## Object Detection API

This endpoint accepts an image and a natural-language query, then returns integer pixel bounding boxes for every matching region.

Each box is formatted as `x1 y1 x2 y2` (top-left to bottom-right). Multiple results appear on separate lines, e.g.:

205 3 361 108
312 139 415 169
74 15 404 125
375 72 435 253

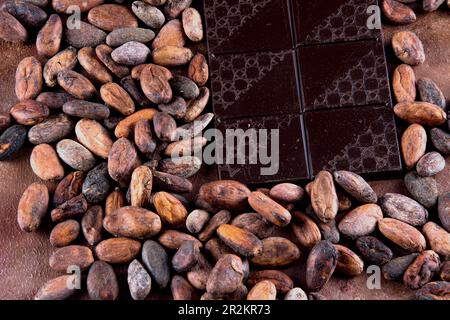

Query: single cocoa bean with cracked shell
382 253 419 281
378 218 426 252
115 108 157 138
291 211 321 249
104 206 161 239
36 92 74 110
34 276 77 300
186 209 210 234
152 45 193 67
422 222 450 257
10 100 49 126
172 240 200 273
15 56 42 101
82 162 111 203
49 220 80 247
141 64 173 104
392 64 416 103
81 205 103 245
0 11 27 43
356 236 393 266
333 170 377 203
401 124 427 169
100 83 135 116
96 45 130 78
78 47 112 84
170 75 200 100
142 240 170 288
403 250 440 289
247 270 293 294
417 78 446 109
87 4 138 32
153 191 187 229
382 0 416 24
251 237 300 267
423 0 446 12
196 180 250 213
87 261 119 301
158 229 202 250
56 139 96 172
51 194 88 222
75 119 113 159
152 19 185 49
17 182 49 232
188 53 209 86
187 252 211 290
306 241 338 292
269 183 304 204
105 188 125 217
380 193 428 226
415 281 450 300
49 245 94 271
36 14 62 58
338 204 383 239
392 31 425 65
65 21 107 49
111 41 150 66
164 0 192 19
404 172 438 208
216 224 263 258
232 212 278 240
0 125 26 160
248 191 291 227
3 0 47 27
28 114 74 145
153 170 193 194
158 156 202 178
171 275 198 300
63 100 110 120
182 7 203 42
128 259 151 300
430 128 450 155
43 47 77 87
198 210 231 242
206 254 243 296
416 152 445 177
106 27 155 47
395 102 446 126
53 171 84 207
131 1 165 29
30 144 64 181
57 70 97 100
183 87 210 123
438 193 450 232
334 244 364 277
95 237 141 264
52 0 104 13
129 166 152 208
310 171 338 223
247 280 276 301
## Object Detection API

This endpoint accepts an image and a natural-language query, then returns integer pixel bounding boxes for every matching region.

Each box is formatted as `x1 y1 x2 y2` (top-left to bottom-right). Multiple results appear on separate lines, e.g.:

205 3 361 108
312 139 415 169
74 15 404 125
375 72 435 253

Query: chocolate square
216 114 310 183
292 0 381 46
304 106 401 175
298 39 391 111
204 0 293 54
210 50 302 119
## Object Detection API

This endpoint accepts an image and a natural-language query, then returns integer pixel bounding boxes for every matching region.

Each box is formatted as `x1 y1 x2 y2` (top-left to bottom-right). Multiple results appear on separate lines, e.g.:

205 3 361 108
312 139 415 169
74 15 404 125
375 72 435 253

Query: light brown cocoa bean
392 31 425 65
401 124 427 169
152 19 185 49
78 47 112 84
17 182 49 232
334 244 364 277
395 102 447 126
216 224 263 258
152 45 193 67
158 229 202 250
248 191 291 227
291 211 321 249
15 56 42 101
251 237 300 267
81 205 103 245
49 245 94 271
43 47 77 87
379 218 427 252
50 220 80 247
100 82 135 116
34 276 77 300
183 87 210 122
57 70 97 100
95 238 141 264
247 270 293 294
75 119 113 159
188 53 209 86
392 64 416 103
36 14 62 57
95 44 130 78
87 4 138 32
182 7 203 42
0 11 27 43
115 108 157 138
30 144 64 181
338 204 383 239
382 0 416 24
108 138 141 187
422 222 450 258
380 193 429 226
10 100 49 126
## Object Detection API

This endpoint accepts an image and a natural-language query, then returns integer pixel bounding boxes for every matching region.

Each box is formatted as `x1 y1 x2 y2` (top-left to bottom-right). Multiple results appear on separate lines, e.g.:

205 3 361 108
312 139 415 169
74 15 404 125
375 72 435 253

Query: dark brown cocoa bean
164 0 192 19
438 193 450 232
36 92 74 109
0 11 27 43
207 254 243 296
334 245 364 277
356 236 393 266
140 64 173 104
107 26 155 46
187 253 211 290
49 245 94 271
403 250 440 289
15 56 42 101
105 188 125 217
196 180 250 213
417 78 446 109
430 128 450 155
95 238 141 264
87 261 119 300
36 14 62 58
129 166 153 207
171 275 198 300
82 163 111 203
306 241 338 291
291 211 322 249
158 229 202 250
198 210 231 242
170 76 199 100
153 170 193 194
379 218 427 252
28 114 74 145
127 259 151 300
232 212 277 240
108 138 141 187
172 240 200 272
134 119 156 156
57 70 97 100
0 125 27 161
49 220 80 247
159 97 187 120
415 281 450 300
158 156 201 178
17 182 49 232
81 205 103 245
142 240 170 288
63 100 110 120
53 171 84 207
333 170 377 203
3 0 47 27
251 237 300 267
51 194 88 222
10 100 49 126
382 254 419 281
120 76 151 107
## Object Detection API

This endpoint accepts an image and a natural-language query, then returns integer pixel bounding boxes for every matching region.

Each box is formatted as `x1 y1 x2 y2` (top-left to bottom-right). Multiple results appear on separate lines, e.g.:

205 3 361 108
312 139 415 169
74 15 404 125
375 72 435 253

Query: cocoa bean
404 250 440 289
378 218 427 252
96 44 130 78
395 102 446 126
49 245 94 271
430 128 450 155
196 180 250 213
132 1 165 29
153 170 193 194
382 0 416 24
10 100 49 126
141 64 173 104
51 194 88 222
338 204 383 239
34 276 77 300
206 254 243 296
423 0 446 12
248 191 291 227
356 236 393 265
416 152 446 177
187 252 211 290
153 191 187 228
95 238 141 264
422 222 450 257
291 211 321 249
100 82 135 116
115 108 157 138
380 193 428 226
17 182 49 232
152 45 193 67
159 97 187 119
0 125 27 160
142 240 170 288
78 47 112 84
53 171 84 207
49 220 80 247
171 275 198 300
111 41 150 66
182 7 203 42
183 88 210 122
0 11 27 43
63 100 110 120
415 281 450 300
404 172 438 208
52 0 104 13
197 210 231 242
128 259 151 300
105 188 125 217
36 14 62 57
30 144 64 181
58 70 97 100
417 78 446 109
285 288 308 300
164 0 191 19
382 254 419 281
106 27 155 47
334 244 364 277
401 123 427 169
333 170 377 203
247 280 276 300
88 4 137 31
188 53 209 87
216 224 263 258
164 137 206 158
170 75 199 100
269 183 304 203
76 119 113 159
158 229 202 250
121 76 151 107
3 0 47 27
154 19 185 50
306 241 338 291
247 270 293 294
129 166 152 207
87 261 119 300
438 193 450 232
186 209 209 234
15 56 42 101
36 92 74 109
81 205 103 245
392 31 425 65
392 64 416 103
440 261 450 281
174 112 214 140
28 114 74 144
82 162 111 203
232 212 277 240
310 171 338 223
172 240 200 272
43 47 77 87
65 21 106 49
56 139 96 172
251 237 300 267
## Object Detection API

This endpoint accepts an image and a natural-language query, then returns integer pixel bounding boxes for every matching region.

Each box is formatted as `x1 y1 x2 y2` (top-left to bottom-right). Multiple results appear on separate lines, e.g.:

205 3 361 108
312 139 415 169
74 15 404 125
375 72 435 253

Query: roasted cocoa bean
306 241 338 291
36 14 62 57
0 125 26 160
170 76 199 100
28 114 74 144
34 276 77 300
49 245 94 271
404 172 438 208
53 171 84 207
172 240 200 273
392 64 416 103
216 224 263 258
183 87 210 121
430 128 450 155
56 139 96 172
87 261 119 300
422 222 450 257
206 254 243 296
131 1 165 29
152 45 193 67
106 27 155 47
188 53 209 86
417 152 446 177
115 108 157 138
30 144 64 181
232 212 277 240
404 250 440 289
153 191 187 228
291 211 321 249
36 92 74 110
0 11 27 43
120 76 151 107
334 245 364 277
158 156 201 178
415 281 450 300
392 31 425 65
82 162 111 203
100 82 135 116
81 205 103 245
284 288 308 300
382 0 416 24
108 138 141 187
356 236 393 265
338 204 383 239
196 180 250 213
77 47 112 84
49 220 80 247
17 182 49 232
380 193 429 226
10 100 49 126
158 229 202 250
152 18 185 49
248 191 291 227
43 47 77 87
15 56 42 101
51 194 88 222
197 210 231 242
247 270 293 294
251 237 300 267
3 0 47 27
164 0 192 19
378 218 427 253
187 252 211 290
401 124 427 169
159 97 187 119
382 254 419 281
88 4 137 31
105 188 125 217
310 171 338 223
417 78 446 109
438 193 450 232
95 238 141 264
52 0 103 13
96 44 130 78
333 170 377 203
182 7 203 42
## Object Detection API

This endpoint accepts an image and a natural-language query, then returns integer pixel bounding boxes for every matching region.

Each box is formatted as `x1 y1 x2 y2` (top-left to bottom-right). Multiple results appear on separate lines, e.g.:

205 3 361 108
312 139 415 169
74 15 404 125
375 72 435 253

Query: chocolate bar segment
204 0 293 54
304 106 401 175
292 0 381 46
216 114 309 183
298 39 391 111
210 50 302 119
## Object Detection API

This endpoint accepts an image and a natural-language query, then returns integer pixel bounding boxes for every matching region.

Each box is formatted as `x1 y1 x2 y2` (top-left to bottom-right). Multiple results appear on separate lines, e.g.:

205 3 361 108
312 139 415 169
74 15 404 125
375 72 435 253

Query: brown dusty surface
0 9 449 300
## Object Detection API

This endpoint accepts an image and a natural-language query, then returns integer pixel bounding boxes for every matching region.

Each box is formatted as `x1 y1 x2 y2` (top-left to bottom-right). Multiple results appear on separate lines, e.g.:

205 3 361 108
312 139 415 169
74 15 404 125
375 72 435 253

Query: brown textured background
0 7 449 300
